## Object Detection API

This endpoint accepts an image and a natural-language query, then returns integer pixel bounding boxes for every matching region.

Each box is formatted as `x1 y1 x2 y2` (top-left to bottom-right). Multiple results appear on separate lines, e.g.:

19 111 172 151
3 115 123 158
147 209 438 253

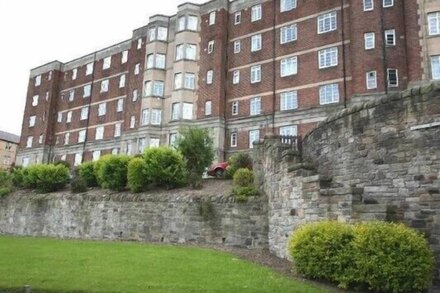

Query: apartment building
0 131 20 170
17 0 440 167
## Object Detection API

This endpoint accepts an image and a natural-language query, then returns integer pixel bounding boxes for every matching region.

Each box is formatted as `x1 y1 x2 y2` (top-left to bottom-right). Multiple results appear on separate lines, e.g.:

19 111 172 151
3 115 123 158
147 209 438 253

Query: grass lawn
0 236 328 293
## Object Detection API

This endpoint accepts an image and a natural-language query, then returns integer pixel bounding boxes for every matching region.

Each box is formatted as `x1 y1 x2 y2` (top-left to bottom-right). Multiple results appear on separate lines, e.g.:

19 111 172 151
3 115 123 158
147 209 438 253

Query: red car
207 162 228 178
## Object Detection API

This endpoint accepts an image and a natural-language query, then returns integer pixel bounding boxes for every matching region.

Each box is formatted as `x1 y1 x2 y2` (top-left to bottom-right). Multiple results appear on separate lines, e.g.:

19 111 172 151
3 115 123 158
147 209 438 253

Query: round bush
233 168 254 187
143 147 187 189
353 221 434 293
226 152 253 179
288 221 355 287
94 155 111 187
78 161 98 187
96 155 130 191
127 158 148 193
23 164 70 193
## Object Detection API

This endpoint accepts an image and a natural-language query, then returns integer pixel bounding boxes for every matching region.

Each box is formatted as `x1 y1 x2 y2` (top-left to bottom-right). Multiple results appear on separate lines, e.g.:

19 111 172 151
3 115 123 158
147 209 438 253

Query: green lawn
0 236 328 293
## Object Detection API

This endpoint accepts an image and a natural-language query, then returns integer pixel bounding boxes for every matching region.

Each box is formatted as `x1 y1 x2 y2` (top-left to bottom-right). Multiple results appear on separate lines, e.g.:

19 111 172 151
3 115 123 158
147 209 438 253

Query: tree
176 127 215 188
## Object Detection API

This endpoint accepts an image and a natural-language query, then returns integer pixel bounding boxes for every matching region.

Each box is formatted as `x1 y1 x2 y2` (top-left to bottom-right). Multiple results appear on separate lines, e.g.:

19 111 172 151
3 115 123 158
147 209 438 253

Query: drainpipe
271 0 277 133
379 3 388 95
81 52 97 163
341 0 348 108
223 0 230 160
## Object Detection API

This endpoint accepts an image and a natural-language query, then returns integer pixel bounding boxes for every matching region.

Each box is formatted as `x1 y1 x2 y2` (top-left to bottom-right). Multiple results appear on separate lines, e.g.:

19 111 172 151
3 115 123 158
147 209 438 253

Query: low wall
0 188 268 248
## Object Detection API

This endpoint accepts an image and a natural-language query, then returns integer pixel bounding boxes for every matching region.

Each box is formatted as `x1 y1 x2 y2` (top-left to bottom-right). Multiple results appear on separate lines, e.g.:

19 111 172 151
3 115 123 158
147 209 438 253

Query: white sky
0 0 206 136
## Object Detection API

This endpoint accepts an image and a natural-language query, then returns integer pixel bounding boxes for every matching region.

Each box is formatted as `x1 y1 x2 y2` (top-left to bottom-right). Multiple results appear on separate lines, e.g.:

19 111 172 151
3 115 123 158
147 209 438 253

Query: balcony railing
279 135 302 153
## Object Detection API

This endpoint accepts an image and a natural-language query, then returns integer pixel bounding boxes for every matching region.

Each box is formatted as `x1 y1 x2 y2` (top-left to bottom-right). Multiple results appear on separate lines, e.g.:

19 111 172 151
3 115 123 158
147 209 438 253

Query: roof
0 130 20 144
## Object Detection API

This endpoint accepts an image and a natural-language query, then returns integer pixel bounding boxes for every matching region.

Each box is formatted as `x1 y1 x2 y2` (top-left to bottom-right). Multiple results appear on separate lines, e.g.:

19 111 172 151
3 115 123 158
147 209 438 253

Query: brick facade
17 0 439 166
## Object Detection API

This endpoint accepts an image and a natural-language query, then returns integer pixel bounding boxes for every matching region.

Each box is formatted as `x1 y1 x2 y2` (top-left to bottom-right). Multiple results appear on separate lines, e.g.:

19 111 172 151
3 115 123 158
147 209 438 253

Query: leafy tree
176 127 215 188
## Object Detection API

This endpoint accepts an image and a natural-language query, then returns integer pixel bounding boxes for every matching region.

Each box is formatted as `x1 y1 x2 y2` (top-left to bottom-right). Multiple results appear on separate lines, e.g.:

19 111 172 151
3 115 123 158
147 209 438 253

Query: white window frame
230 132 237 147
251 34 262 52
178 16 186 31
233 70 240 84
132 89 138 102
26 136 33 148
148 27 156 41
209 11 216 25
32 95 39 106
206 70 213 84
232 101 239 115
98 103 107 116
78 130 86 143
184 73 195 90
234 40 241 54
387 69 399 87
366 71 378 89
68 90 75 102
92 151 101 162
187 15 198 31
205 101 212 116
29 116 36 127
130 116 136 129
174 73 183 90
86 63 94 75
319 47 338 69
80 107 89 120
234 12 241 25
35 75 41 86
280 91 298 111
116 99 124 112
428 12 440 36
114 123 121 137
64 133 70 145
279 125 297 137
74 153 82 166
280 56 298 77
57 112 63 123
319 84 340 105
182 103 193 120
172 103 180 120
137 38 142 50
250 65 261 83
383 0 394 8
250 97 261 116
363 0 374 11
158 27 168 41
72 68 77 80
100 80 109 93
281 0 297 12
83 84 91 98
251 5 262 22
119 74 126 88
249 130 260 148
280 24 297 44
103 56 111 70
121 50 128 63
364 32 375 50
95 126 104 140
431 55 440 80
317 11 337 34
384 29 396 46
134 63 140 75
151 109 162 125
66 111 72 123
208 40 215 54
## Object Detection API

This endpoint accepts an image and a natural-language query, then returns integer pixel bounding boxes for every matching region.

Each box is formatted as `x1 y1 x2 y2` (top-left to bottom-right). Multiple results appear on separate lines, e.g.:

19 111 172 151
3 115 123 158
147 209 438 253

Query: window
176 44 184 60
139 138 148 153
206 70 213 84
112 148 119 155
280 56 298 77
230 132 237 147
29 116 36 127
281 0 297 12
132 89 138 101
66 111 72 123
147 54 165 69
172 103 180 120
74 153 82 166
234 41 241 54
100 79 109 93
169 133 177 148
280 25 297 44
234 12 241 25
151 109 162 125
153 81 164 97
38 135 43 144
251 65 261 83
251 5 262 22
78 130 86 143
184 73 195 89
431 55 440 80
83 84 91 97
150 138 160 148
119 74 126 88
232 101 239 115
250 97 261 115
72 68 77 80
280 91 298 111
383 0 394 8
92 151 101 162
318 11 337 34
187 15 198 31
182 103 193 120
117 99 124 112
103 56 111 69
98 103 106 116
363 0 373 11
209 11 216 25
114 123 121 137
319 47 338 69
130 116 136 128
364 32 375 50
134 63 140 75
141 109 149 125
208 40 214 54
366 71 377 89
178 16 186 31
186 44 197 60
57 112 63 123
249 130 259 148
205 101 212 116
233 70 240 84
95 126 104 140
279 125 297 137
45 91 49 101
26 136 33 148
137 38 142 49
64 133 69 145
86 63 94 75
428 12 440 35
121 50 128 63
35 75 41 86
251 34 262 52
158 27 168 41
22 157 30 167
68 90 75 102
126 142 133 155
174 73 183 89
387 69 398 87
81 107 89 120
384 29 396 46
32 95 39 106
319 84 340 104
148 27 156 41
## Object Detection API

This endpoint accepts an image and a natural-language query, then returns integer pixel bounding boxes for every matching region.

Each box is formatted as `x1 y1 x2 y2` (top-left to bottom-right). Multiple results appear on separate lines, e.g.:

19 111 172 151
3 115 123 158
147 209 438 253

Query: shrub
0 170 11 187
232 168 258 202
54 160 71 170
353 221 434 293
23 164 70 193
226 152 253 179
10 167 24 188
288 221 356 288
70 176 87 193
78 161 98 187
143 147 187 189
176 127 215 188
127 158 148 193
96 155 130 191
0 187 11 197
288 221 435 292
94 155 111 187
233 186 259 202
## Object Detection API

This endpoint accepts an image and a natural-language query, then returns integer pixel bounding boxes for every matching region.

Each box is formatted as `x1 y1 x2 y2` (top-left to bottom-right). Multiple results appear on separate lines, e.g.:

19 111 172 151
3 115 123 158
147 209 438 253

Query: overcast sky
0 0 206 136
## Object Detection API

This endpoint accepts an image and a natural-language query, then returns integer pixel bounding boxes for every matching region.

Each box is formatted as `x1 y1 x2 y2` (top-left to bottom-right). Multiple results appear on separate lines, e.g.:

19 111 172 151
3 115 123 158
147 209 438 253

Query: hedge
289 221 435 292
22 164 70 193
78 161 98 187
127 158 148 193
96 155 130 191
232 168 258 202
